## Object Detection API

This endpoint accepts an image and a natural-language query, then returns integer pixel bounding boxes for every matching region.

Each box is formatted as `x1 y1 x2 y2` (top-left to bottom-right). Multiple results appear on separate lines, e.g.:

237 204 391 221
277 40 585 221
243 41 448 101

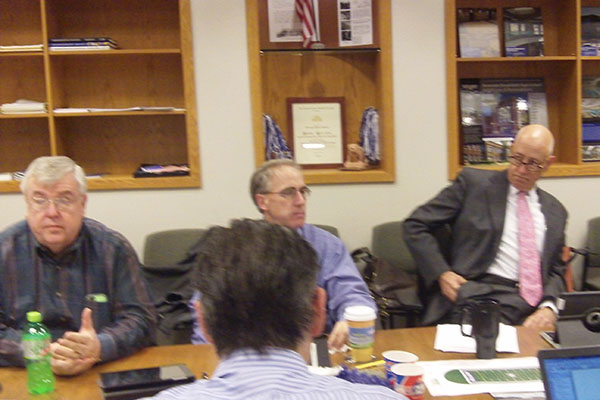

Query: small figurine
343 143 368 170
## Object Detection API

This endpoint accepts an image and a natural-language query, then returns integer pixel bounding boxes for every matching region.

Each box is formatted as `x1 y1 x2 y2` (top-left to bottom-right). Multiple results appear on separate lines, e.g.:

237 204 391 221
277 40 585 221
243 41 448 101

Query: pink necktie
517 191 543 306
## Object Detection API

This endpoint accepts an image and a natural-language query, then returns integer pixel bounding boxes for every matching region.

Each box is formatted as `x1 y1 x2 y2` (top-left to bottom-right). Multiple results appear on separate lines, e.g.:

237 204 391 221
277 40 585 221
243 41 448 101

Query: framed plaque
287 97 346 168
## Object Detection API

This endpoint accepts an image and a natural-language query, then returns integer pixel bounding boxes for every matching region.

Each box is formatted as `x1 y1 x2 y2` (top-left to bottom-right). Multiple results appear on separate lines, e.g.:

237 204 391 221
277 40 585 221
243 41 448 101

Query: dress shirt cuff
97 332 116 362
538 300 558 315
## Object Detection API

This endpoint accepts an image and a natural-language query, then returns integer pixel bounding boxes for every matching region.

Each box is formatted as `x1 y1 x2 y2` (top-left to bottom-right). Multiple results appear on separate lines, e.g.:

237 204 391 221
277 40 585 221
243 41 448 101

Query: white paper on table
418 357 543 397
434 323 520 353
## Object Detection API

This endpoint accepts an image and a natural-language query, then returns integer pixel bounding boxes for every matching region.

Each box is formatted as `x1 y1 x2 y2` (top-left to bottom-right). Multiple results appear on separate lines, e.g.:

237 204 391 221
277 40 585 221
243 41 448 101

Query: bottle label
22 338 51 360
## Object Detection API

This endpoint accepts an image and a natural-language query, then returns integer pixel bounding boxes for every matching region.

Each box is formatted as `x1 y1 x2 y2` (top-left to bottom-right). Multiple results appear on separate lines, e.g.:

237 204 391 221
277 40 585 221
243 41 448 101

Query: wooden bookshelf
445 0 600 179
0 0 199 192
246 0 395 184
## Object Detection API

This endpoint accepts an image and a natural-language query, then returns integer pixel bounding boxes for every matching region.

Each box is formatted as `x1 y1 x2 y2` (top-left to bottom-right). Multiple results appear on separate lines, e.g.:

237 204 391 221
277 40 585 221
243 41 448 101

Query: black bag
141 260 196 345
351 247 423 314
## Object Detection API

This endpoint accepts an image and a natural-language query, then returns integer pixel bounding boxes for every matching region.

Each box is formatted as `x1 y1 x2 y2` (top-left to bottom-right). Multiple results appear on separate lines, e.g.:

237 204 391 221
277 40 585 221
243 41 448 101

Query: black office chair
370 221 423 329
313 224 339 238
583 217 600 290
142 229 206 345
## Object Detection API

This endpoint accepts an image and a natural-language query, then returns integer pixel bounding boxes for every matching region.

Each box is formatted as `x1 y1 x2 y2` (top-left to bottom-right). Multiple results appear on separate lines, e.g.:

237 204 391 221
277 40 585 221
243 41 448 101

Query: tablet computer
99 363 195 399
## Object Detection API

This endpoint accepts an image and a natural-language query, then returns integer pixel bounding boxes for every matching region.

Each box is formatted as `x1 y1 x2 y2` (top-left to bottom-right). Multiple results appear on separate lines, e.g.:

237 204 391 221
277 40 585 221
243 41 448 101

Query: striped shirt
0 218 157 366
149 348 406 399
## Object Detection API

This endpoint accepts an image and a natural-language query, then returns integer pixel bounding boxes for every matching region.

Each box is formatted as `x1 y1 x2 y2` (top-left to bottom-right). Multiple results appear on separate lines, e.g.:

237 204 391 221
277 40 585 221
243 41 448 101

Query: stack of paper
0 99 46 114
49 37 118 51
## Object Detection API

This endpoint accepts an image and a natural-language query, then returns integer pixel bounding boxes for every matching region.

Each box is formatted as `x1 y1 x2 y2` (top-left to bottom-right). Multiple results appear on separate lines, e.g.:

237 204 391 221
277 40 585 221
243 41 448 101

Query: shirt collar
212 347 309 379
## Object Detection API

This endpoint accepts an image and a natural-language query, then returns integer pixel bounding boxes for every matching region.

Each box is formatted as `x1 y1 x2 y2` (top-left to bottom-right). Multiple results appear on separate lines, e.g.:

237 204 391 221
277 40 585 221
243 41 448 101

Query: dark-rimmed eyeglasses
262 186 311 200
507 155 545 172
29 195 79 212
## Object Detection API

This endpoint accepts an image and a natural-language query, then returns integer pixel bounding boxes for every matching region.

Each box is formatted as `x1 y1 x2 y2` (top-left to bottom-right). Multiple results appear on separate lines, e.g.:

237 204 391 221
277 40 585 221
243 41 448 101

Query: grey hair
249 159 301 212
20 156 87 194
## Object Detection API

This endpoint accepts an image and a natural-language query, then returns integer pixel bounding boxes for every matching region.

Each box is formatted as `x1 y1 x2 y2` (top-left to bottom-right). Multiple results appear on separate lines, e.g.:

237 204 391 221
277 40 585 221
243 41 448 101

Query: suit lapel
485 170 510 234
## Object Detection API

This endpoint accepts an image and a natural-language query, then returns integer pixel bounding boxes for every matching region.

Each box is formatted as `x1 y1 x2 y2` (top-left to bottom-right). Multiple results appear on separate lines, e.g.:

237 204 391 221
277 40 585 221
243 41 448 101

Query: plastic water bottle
22 311 55 394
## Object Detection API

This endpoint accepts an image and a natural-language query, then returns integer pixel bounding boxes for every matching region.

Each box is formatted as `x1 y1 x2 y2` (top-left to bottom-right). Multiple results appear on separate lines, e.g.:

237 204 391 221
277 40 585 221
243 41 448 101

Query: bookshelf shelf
246 0 395 184
446 0 596 179
0 0 199 193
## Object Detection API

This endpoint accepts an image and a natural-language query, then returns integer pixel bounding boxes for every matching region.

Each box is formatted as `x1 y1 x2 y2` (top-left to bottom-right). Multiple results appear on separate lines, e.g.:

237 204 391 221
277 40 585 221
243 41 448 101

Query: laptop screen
539 346 600 400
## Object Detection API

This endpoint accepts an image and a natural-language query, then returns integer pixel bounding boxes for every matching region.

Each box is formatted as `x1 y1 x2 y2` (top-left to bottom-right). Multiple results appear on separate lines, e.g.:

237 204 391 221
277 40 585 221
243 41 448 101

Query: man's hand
523 307 556 331
327 320 348 351
439 271 467 302
50 308 101 376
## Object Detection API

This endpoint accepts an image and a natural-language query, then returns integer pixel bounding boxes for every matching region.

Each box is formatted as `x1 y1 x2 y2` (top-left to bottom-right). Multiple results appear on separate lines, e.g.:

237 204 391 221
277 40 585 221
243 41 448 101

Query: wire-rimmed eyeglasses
507 155 545 172
262 186 311 200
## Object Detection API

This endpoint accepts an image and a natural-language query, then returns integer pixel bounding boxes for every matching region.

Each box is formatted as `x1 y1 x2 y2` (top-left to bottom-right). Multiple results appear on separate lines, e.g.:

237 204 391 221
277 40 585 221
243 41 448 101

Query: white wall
1 1 598 286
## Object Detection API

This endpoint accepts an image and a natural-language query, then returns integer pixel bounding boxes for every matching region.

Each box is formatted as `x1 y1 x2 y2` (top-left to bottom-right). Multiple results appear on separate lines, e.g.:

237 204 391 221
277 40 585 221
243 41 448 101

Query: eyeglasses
263 186 311 200
29 195 79 212
507 155 545 172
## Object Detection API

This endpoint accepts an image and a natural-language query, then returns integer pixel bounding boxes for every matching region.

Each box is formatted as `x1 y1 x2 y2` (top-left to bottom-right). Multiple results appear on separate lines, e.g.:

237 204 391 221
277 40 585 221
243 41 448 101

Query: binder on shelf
457 8 500 58
503 7 544 57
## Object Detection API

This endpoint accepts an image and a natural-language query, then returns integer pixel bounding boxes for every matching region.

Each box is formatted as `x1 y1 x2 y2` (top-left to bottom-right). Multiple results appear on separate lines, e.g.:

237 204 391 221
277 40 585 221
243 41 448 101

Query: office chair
142 229 206 345
583 217 600 290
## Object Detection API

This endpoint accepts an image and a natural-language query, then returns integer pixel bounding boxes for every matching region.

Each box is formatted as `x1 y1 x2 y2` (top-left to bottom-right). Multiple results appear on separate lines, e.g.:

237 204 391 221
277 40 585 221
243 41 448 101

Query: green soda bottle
22 311 55 394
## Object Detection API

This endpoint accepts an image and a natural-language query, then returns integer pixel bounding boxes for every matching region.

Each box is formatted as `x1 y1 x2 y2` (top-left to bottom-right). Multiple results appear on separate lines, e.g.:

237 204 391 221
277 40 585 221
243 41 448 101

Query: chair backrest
583 217 600 290
371 221 416 274
142 229 205 345
314 224 339 238
143 228 206 266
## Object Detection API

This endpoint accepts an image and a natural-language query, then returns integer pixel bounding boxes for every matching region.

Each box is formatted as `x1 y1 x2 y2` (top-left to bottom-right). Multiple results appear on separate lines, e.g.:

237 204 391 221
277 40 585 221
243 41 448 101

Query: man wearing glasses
191 159 375 350
403 124 568 330
0 156 156 375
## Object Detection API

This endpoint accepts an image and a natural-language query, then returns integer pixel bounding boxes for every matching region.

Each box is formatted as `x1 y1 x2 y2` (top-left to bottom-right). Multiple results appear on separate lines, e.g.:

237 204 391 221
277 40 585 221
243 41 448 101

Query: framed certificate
287 97 346 168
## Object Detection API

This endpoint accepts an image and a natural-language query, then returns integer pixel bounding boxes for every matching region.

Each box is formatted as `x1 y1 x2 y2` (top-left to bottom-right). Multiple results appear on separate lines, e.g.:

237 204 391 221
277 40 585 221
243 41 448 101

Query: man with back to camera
0 156 156 376
150 219 406 399
403 124 568 330
190 159 376 350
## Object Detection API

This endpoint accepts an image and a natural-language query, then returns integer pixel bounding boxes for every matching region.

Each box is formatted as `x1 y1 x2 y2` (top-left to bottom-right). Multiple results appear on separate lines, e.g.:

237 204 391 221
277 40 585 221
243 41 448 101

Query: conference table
0 326 550 399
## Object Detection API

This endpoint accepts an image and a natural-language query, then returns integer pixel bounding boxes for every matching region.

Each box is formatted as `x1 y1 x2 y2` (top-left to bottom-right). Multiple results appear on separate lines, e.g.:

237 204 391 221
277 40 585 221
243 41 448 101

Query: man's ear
310 287 327 338
543 155 556 171
193 300 214 345
255 194 268 213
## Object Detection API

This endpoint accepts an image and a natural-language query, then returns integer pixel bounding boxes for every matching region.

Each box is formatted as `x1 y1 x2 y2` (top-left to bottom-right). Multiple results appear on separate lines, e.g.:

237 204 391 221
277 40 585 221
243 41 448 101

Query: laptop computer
540 291 600 348
538 345 600 400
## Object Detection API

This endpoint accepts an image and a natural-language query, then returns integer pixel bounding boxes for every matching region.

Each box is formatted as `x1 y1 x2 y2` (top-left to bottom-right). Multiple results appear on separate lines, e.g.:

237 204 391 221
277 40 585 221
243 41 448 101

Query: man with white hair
0 156 156 376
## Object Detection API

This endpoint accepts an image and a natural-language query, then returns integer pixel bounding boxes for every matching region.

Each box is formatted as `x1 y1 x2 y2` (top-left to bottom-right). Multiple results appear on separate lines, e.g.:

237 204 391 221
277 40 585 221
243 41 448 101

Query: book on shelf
457 8 500 58
460 78 548 164
53 106 183 113
503 7 544 57
49 37 118 51
582 8 600 56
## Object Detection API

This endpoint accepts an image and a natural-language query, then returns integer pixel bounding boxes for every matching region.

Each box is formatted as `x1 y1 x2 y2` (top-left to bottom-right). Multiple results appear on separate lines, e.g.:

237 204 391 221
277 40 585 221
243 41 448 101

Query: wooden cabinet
246 0 394 184
0 0 199 192
445 0 600 179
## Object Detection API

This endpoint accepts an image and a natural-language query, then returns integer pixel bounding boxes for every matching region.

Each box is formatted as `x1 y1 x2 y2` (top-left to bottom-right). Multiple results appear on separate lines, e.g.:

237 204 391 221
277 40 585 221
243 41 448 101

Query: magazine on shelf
503 7 544 57
457 8 500 58
460 78 548 164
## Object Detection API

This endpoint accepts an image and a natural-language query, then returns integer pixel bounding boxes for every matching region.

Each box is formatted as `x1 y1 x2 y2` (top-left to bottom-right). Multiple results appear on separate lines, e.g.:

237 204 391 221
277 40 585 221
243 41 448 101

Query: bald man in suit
403 125 568 330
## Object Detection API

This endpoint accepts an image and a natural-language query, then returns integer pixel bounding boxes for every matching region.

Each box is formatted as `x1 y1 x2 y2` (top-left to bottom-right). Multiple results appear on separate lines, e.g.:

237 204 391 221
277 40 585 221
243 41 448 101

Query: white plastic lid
343 305 376 321
390 363 424 377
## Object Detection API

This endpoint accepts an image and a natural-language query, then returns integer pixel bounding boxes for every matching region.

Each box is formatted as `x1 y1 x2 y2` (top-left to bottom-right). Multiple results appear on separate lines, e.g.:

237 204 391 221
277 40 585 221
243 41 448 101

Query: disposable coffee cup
382 350 419 384
344 306 376 363
391 363 425 400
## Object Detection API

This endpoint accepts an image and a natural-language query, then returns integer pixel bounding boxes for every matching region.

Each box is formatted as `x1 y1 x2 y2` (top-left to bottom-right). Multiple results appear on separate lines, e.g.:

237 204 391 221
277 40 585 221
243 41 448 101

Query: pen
355 359 385 369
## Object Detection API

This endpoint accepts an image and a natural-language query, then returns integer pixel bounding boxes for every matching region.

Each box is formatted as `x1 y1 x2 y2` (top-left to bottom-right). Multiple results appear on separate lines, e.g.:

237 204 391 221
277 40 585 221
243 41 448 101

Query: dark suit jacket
403 168 568 325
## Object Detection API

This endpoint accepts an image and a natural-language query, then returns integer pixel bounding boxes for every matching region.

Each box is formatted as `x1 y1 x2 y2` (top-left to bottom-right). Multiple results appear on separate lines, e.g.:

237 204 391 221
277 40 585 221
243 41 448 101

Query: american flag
295 0 317 48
